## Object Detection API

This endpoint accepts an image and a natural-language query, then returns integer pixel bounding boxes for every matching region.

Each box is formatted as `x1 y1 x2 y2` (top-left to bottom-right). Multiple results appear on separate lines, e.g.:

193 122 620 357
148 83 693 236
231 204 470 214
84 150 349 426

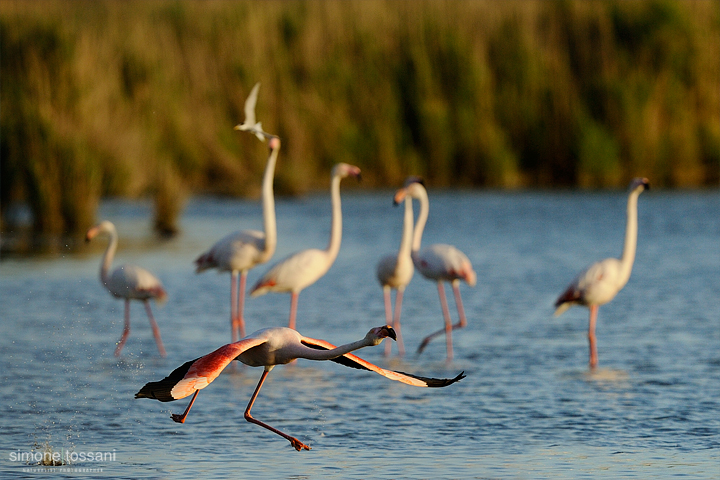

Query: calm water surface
1 190 719 479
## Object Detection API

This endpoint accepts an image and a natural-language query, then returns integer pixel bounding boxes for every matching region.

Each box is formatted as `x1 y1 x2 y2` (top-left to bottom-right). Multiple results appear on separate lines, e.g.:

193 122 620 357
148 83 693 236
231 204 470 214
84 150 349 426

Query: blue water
1 189 719 478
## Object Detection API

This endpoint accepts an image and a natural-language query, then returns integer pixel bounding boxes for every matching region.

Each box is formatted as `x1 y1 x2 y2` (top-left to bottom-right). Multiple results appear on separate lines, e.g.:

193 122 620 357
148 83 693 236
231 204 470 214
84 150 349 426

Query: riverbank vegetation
1 0 718 239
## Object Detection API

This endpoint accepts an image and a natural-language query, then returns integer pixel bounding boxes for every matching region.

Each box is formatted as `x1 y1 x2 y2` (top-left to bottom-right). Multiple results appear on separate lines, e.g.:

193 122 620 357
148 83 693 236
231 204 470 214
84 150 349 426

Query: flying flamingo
554 177 650 369
376 190 415 355
195 136 281 342
395 177 476 361
250 163 362 330
135 325 465 451
86 220 167 357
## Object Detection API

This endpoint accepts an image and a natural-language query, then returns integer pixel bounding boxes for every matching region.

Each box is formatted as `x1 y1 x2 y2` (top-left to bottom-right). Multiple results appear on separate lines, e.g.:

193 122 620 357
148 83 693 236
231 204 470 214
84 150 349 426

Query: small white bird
234 82 269 141
86 220 167 357
554 177 650 369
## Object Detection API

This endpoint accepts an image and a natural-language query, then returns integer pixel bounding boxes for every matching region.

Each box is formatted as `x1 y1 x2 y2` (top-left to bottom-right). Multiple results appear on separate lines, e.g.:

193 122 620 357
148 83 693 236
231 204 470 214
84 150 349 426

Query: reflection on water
1 190 719 478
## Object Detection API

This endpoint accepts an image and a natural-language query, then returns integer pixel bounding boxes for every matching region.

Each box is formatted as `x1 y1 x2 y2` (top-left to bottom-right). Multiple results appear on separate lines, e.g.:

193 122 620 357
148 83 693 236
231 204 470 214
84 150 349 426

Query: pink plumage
136 325 464 451
554 177 649 368
394 178 476 360
86 220 167 357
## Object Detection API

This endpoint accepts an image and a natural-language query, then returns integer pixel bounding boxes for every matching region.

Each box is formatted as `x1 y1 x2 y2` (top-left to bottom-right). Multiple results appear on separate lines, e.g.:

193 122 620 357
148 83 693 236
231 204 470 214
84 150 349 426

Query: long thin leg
588 305 599 369
244 369 310 451
383 287 393 356
171 390 199 423
393 287 406 356
417 282 454 360
288 292 299 331
144 300 167 357
236 270 248 339
230 271 239 343
114 299 131 357
451 280 468 329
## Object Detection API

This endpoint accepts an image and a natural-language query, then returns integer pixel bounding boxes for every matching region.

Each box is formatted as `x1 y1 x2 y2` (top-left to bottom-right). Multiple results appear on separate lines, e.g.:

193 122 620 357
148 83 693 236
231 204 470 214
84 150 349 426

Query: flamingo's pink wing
135 337 266 402
300 337 465 388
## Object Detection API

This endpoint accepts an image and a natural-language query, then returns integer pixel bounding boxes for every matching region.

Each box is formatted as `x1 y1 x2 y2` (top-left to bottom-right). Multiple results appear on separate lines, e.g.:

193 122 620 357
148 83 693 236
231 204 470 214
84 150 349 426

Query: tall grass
1 0 718 239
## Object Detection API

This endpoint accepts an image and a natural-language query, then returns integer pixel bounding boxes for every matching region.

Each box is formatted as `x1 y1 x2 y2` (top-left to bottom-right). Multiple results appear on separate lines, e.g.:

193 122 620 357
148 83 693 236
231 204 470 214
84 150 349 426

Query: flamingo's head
85 220 116 243
332 163 362 181
630 177 650 193
366 325 397 345
393 176 427 205
268 136 281 151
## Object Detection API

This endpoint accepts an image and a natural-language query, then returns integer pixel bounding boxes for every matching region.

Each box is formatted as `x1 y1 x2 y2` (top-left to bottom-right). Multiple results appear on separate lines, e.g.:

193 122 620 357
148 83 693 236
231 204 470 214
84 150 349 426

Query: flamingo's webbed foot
289 437 311 451
170 414 186 424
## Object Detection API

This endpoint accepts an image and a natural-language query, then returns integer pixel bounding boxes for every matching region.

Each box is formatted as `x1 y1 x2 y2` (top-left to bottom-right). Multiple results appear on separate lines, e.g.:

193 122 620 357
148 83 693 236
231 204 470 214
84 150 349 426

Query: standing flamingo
195 136 281 342
376 190 415 355
554 177 650 369
86 221 167 357
395 177 476 361
250 163 361 330
136 325 465 451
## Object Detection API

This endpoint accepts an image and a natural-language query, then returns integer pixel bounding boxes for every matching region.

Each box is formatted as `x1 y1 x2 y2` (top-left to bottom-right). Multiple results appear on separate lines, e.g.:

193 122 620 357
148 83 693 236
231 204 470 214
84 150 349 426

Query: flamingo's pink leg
383 287 393 356
244 369 310 451
144 300 166 358
393 287 406 356
114 299 132 357
417 282 454 360
171 390 199 423
288 292 299 331
588 305 599 369
235 271 247 340
451 279 468 329
230 272 239 343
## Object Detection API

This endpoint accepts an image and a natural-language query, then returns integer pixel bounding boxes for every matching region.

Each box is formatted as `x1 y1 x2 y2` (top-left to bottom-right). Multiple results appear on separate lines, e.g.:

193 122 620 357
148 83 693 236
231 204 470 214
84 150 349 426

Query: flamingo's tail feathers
554 286 581 316
194 252 215 273
250 279 275 297
554 302 571 317
135 358 199 402
153 286 168 305
464 266 477 287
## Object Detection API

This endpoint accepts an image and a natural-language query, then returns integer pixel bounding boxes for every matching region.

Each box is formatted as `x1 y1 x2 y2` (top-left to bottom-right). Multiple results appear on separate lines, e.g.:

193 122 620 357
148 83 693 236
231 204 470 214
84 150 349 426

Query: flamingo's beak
85 227 98 243
382 326 397 341
393 189 407 206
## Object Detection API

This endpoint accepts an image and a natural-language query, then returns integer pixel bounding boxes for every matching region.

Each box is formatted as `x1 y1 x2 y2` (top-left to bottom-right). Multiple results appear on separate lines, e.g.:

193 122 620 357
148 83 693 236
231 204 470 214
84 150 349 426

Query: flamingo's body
86 221 167 357
554 177 649 369
234 82 269 141
250 163 361 330
395 178 476 360
376 192 415 355
195 137 281 341
136 325 465 451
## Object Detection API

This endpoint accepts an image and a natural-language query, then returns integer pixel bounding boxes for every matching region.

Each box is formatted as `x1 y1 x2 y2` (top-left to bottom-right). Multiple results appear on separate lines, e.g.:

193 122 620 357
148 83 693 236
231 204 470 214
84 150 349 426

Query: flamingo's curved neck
298 336 374 361
325 174 343 261
99 229 118 286
258 145 279 263
398 196 414 261
411 189 429 254
618 188 641 286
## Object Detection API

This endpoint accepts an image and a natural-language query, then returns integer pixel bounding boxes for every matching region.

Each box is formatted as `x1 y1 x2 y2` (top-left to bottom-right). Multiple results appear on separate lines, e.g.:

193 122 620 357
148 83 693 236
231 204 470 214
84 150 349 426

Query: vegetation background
1 0 719 240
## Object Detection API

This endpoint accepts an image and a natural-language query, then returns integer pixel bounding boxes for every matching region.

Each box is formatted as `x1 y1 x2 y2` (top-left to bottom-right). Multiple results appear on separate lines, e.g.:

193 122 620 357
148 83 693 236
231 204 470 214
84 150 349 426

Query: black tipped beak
356 173 363 182
393 198 400 206
384 326 397 341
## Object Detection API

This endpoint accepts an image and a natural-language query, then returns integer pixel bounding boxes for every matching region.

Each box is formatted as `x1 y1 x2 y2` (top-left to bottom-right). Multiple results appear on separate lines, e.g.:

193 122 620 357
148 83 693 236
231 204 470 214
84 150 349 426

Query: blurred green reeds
1 0 719 239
